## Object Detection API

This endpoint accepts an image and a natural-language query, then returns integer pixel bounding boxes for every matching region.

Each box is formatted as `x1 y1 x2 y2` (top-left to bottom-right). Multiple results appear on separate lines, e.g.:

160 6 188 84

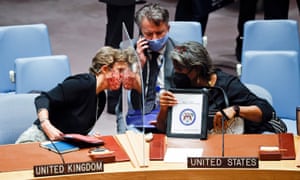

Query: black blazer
130 38 178 112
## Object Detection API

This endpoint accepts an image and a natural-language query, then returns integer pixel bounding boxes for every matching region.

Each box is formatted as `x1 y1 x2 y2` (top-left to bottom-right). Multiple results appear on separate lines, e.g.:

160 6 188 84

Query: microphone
202 86 229 107
201 86 230 157
49 140 66 165
186 88 259 169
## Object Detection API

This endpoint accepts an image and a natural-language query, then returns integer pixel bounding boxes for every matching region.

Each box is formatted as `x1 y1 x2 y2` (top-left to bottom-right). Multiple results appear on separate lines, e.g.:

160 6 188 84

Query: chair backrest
244 83 273 105
0 93 39 144
241 50 300 120
0 24 52 93
169 21 203 44
15 55 71 93
119 21 203 49
242 19 300 62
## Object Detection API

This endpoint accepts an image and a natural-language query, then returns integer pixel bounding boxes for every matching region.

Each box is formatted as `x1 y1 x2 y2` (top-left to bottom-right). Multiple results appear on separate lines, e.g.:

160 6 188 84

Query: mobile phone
139 30 150 57
90 147 108 154
88 147 115 159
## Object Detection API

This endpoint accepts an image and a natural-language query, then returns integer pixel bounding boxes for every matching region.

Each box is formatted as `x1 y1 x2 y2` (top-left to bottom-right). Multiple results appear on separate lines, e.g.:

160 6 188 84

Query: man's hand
136 36 149 68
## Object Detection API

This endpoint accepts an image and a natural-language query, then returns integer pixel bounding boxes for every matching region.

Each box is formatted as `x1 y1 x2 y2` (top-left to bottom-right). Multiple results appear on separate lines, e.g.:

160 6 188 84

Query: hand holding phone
136 36 149 68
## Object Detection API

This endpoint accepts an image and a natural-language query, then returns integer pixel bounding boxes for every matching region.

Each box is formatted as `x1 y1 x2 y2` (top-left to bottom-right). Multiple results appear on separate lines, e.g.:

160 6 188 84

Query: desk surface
1 134 300 180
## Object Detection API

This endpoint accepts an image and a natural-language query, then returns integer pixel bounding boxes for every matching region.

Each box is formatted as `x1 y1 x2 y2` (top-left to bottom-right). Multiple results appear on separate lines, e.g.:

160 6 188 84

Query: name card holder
187 157 259 168
33 161 103 177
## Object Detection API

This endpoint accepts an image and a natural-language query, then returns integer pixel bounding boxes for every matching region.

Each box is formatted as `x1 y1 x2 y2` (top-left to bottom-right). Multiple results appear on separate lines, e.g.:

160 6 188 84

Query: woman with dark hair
156 41 286 134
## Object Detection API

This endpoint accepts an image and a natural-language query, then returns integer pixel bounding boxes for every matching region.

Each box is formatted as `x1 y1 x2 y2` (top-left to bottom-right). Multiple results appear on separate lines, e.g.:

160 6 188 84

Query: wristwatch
233 105 240 117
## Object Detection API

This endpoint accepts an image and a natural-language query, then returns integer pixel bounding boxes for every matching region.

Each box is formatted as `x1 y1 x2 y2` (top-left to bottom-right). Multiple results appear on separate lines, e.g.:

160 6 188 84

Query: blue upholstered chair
237 19 300 77
0 24 52 93
245 83 273 105
241 51 300 134
14 55 71 93
0 93 39 144
168 21 203 44
120 21 203 49
241 19 300 62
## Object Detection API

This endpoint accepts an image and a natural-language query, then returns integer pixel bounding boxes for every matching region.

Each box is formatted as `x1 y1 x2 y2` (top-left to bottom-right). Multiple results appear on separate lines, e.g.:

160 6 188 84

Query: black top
208 70 274 133
34 74 106 135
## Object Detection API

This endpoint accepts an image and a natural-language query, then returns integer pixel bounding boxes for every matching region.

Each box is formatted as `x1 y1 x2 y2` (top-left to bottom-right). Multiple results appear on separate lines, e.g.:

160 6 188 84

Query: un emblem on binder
179 108 196 126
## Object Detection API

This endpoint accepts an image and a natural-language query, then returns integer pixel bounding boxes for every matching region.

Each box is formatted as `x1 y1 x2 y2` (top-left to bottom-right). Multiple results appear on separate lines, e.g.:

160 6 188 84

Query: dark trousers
105 4 135 114
237 0 289 37
175 0 210 36
105 4 135 48
235 0 290 62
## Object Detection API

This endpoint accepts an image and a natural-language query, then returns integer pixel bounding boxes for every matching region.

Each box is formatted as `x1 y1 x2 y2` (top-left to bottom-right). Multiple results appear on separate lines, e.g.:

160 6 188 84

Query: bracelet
233 105 240 117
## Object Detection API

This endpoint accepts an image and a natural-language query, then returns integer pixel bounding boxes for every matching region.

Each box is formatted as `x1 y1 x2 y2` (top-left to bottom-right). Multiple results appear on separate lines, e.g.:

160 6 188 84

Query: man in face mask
115 3 178 133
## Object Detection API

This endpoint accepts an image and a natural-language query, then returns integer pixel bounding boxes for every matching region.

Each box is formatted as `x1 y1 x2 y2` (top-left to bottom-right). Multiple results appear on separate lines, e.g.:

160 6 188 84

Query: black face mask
173 72 192 88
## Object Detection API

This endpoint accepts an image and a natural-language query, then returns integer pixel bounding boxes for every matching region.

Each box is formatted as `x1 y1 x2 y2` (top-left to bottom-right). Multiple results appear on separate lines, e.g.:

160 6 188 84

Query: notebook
63 133 104 147
40 141 79 154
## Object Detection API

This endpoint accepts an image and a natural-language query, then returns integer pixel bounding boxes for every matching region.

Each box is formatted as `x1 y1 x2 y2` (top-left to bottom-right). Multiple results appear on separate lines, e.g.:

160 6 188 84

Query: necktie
144 52 160 114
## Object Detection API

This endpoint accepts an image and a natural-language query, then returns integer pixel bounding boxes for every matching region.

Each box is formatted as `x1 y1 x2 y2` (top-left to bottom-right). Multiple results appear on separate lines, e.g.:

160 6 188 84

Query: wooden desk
1 134 300 180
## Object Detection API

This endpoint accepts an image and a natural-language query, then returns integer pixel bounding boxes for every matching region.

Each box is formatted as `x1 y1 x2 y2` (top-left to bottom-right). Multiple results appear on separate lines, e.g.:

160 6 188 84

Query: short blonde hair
89 46 117 74
122 46 137 65
89 46 137 75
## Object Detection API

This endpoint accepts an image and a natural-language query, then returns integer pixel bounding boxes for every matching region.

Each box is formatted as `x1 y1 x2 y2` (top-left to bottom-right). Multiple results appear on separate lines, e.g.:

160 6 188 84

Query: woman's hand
156 90 177 132
122 69 142 92
159 90 178 108
213 106 236 131
107 70 122 90
41 120 64 141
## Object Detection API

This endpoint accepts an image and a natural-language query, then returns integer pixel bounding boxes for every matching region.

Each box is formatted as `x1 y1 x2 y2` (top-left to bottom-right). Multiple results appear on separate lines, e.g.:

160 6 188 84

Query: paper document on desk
164 148 203 163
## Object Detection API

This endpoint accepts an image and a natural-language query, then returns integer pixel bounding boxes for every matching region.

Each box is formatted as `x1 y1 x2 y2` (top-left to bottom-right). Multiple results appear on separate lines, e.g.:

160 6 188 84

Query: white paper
171 93 204 134
164 148 203 163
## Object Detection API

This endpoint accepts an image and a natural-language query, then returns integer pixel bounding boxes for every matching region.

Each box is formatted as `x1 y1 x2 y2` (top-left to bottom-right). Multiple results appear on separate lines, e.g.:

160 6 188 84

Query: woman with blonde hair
16 46 136 143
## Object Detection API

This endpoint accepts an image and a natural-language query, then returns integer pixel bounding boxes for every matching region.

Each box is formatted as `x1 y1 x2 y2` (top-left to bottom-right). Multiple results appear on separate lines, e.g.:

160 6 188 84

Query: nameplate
187 157 258 168
33 161 103 177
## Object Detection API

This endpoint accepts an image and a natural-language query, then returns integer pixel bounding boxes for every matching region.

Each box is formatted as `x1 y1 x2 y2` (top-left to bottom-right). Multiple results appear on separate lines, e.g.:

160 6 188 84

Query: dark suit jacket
130 38 178 111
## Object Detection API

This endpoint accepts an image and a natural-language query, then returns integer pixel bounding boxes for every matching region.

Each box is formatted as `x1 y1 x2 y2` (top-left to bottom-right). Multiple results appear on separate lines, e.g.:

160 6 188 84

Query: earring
197 77 201 84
